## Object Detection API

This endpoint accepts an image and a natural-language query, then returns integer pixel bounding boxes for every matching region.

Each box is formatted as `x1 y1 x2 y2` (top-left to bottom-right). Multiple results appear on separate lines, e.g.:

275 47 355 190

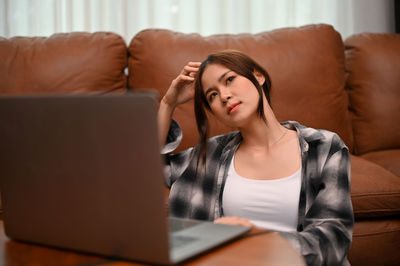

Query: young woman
158 50 353 265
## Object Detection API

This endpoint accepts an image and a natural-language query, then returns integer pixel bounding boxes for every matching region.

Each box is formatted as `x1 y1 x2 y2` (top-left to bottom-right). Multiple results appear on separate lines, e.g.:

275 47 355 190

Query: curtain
395 0 400 33
0 0 396 41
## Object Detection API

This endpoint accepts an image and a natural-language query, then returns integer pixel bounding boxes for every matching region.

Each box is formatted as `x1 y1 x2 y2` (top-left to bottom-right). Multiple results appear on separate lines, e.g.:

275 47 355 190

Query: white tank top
222 155 301 232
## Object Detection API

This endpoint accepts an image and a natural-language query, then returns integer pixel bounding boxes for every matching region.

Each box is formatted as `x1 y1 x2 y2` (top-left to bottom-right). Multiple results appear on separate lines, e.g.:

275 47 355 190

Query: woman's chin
217 117 246 128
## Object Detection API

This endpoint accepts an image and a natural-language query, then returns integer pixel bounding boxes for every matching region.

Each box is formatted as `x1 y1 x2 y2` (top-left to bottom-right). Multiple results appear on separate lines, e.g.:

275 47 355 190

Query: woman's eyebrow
205 87 214 96
218 70 232 82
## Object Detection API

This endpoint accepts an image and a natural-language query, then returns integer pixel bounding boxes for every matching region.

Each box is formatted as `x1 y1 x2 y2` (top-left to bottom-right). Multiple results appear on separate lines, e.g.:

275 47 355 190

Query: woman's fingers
182 62 201 72
178 74 195 82
214 216 254 227
187 61 202 67
181 66 199 77
182 65 199 73
177 62 201 83
163 61 201 107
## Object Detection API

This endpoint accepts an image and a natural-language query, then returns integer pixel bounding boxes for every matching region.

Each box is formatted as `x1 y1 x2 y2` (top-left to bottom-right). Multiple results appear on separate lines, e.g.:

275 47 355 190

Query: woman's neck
238 104 287 151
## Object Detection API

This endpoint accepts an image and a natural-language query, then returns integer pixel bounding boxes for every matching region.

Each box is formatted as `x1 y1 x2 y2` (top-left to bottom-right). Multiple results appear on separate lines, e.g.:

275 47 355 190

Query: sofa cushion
361 149 400 178
348 218 400 265
350 155 400 218
345 33 400 155
0 32 127 95
128 24 353 152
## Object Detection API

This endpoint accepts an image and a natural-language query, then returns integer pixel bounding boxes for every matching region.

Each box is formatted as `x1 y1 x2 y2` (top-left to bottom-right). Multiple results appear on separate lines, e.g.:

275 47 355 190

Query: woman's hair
194 49 272 165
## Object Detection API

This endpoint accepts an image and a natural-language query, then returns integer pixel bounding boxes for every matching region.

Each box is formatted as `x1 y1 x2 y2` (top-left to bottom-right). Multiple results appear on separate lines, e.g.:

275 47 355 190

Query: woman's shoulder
283 121 347 150
208 131 241 146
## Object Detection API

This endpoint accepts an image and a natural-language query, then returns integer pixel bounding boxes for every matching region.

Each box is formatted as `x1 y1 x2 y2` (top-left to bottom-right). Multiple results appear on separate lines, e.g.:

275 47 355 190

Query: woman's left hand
214 216 255 228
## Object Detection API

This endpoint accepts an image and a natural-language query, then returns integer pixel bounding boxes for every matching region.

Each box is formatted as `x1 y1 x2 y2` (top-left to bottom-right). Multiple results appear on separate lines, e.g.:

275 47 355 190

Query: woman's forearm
158 61 200 147
157 98 176 147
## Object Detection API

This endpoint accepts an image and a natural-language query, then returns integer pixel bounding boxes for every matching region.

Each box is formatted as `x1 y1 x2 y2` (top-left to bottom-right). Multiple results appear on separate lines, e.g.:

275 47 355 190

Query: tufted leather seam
353 228 400 237
354 209 400 213
351 193 400 198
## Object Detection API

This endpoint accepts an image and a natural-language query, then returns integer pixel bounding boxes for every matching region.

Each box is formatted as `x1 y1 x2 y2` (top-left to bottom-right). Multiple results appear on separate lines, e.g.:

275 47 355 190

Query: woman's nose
220 88 232 103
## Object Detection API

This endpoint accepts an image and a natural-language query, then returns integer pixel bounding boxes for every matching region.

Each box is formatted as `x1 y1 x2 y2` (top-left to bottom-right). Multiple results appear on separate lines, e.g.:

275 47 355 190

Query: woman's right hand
162 62 201 108
158 62 201 146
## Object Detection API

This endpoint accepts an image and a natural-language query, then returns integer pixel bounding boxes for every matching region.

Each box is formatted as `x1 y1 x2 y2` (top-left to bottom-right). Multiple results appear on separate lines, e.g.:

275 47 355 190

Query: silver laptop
0 93 250 265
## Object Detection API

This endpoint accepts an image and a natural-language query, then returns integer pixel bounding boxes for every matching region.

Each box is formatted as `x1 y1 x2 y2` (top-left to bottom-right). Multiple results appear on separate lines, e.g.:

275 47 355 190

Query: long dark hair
194 50 272 165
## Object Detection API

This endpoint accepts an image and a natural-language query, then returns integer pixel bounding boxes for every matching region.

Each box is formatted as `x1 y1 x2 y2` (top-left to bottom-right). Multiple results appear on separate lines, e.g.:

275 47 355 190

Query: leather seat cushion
361 149 400 178
351 155 400 218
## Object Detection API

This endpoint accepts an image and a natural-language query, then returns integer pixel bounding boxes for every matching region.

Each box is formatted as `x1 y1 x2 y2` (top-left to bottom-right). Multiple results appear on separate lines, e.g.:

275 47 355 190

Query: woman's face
201 63 265 128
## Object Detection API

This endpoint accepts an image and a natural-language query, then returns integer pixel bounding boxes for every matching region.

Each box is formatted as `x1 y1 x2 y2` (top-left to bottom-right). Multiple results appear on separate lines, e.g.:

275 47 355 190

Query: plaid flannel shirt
162 120 354 266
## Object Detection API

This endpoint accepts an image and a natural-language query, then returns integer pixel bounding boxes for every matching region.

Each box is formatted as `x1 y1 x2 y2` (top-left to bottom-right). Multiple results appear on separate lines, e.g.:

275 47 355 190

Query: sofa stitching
351 192 400 198
354 208 400 212
353 229 400 237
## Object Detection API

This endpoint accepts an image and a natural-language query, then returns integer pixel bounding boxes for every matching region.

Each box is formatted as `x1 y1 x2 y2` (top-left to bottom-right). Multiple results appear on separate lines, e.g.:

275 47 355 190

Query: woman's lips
228 103 241 114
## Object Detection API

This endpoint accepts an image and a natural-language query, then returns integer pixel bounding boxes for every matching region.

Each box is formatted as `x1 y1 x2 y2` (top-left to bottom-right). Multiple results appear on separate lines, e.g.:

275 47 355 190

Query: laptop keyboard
169 218 200 233
170 235 198 249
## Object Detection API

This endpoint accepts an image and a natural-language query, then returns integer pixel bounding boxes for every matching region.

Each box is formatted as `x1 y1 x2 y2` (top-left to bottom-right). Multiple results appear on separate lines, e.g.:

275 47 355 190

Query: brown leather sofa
1 24 399 265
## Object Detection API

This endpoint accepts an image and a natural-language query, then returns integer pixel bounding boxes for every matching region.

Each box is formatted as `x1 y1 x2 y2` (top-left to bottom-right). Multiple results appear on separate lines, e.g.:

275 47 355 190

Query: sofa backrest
0 32 127 95
128 24 353 152
345 33 400 155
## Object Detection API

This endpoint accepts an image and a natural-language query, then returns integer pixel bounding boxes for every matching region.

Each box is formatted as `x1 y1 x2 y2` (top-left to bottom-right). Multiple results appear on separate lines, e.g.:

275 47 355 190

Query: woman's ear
253 70 265 86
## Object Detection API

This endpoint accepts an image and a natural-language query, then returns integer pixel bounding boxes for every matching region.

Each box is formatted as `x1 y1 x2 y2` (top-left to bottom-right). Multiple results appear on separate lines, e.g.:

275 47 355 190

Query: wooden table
0 220 305 265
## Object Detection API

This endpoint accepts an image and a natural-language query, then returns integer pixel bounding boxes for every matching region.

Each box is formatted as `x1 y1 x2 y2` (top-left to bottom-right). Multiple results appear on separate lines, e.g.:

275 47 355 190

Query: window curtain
395 0 400 33
0 0 396 41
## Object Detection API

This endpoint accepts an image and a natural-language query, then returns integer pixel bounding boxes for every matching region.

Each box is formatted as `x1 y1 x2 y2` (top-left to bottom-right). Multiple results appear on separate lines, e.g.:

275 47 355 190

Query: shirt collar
281 121 325 151
221 120 324 155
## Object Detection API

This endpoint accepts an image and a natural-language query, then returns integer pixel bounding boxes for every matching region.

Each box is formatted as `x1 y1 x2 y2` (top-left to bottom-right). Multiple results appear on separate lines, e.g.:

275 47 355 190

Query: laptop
0 93 250 265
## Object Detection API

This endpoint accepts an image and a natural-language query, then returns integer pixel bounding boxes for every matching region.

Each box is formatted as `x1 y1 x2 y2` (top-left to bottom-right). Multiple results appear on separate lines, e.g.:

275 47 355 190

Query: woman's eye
226 76 235 84
209 92 218 101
